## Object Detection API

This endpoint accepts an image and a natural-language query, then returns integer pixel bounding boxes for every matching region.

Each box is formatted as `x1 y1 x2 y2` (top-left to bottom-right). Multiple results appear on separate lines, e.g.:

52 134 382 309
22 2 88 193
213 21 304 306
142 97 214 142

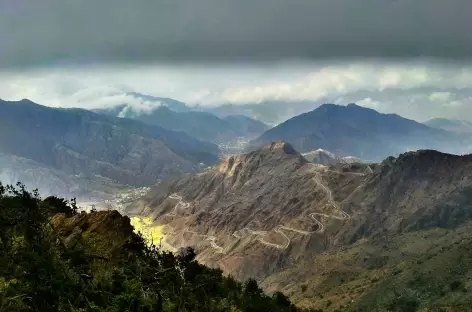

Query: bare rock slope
128 141 472 310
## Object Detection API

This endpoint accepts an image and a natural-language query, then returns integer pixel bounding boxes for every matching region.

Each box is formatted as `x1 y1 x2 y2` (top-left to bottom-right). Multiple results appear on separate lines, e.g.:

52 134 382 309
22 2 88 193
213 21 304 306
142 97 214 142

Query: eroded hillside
127 141 472 311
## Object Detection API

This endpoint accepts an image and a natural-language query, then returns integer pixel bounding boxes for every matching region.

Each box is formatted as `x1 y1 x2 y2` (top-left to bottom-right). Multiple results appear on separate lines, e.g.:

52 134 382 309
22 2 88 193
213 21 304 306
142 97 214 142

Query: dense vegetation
0 182 313 312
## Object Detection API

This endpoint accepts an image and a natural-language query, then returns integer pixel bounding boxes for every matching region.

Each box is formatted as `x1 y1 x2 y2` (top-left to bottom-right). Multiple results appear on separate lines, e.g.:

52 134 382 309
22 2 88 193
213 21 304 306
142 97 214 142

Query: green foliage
0 182 310 312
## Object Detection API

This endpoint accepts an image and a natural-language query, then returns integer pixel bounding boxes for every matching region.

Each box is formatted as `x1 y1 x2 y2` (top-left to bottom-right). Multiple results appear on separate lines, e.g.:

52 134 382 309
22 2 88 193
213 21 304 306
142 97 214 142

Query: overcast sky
1 0 471 121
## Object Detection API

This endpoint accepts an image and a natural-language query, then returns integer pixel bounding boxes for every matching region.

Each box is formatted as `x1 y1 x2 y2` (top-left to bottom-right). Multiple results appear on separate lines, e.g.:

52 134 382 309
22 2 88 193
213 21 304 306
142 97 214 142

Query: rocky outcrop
51 210 135 258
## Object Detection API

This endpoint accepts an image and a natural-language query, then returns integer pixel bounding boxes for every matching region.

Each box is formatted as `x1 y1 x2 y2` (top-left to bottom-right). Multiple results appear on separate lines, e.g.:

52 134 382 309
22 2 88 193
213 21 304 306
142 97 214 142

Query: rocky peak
261 140 298 155
216 141 304 177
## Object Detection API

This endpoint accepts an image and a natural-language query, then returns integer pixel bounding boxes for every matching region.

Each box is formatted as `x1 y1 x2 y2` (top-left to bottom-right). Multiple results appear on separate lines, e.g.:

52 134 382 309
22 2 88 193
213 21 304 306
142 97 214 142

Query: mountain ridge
424 117 472 134
0 99 219 199
126 141 472 310
250 103 467 161
94 101 268 143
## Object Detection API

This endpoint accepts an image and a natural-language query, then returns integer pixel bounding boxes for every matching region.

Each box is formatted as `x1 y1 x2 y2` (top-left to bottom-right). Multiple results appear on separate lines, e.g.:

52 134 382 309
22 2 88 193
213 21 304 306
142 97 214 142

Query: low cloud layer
0 0 471 68
1 61 472 122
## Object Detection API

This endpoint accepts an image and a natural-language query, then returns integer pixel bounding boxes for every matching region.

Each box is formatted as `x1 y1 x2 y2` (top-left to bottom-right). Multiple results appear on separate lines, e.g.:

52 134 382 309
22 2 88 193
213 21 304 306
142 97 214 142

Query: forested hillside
0 182 310 312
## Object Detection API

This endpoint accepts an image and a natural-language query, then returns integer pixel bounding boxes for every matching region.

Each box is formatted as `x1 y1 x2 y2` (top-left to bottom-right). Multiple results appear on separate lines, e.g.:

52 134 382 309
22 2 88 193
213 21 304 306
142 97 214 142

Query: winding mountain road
162 170 353 252
307 175 351 233
164 193 190 217
240 173 352 249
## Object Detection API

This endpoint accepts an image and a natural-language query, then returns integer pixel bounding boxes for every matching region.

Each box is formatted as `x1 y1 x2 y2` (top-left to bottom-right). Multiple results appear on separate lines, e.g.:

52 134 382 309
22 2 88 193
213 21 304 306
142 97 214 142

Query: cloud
429 92 452 102
1 0 472 68
217 63 472 104
1 61 472 122
357 98 380 109
0 71 165 113
443 100 464 107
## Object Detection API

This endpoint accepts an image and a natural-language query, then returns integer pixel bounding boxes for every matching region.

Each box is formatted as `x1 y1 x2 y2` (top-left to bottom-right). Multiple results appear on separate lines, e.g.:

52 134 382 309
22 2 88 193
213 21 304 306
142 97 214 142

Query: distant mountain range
201 100 323 126
424 118 472 134
250 103 470 161
4 94 472 203
128 141 472 311
126 92 192 112
94 96 268 143
0 99 220 199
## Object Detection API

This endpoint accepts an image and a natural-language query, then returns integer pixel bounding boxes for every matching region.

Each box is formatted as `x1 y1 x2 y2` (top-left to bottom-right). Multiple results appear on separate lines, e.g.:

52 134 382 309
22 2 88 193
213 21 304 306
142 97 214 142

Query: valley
3 97 472 311
3 3 472 311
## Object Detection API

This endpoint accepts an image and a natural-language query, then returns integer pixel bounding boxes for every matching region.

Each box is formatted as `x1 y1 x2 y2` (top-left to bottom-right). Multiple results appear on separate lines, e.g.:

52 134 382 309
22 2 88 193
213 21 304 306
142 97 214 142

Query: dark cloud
0 0 471 68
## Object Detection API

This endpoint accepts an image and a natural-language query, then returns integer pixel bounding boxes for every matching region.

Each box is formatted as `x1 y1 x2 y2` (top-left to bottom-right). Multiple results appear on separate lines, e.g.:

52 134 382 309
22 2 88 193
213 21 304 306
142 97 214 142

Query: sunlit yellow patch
142 217 153 226
130 216 164 246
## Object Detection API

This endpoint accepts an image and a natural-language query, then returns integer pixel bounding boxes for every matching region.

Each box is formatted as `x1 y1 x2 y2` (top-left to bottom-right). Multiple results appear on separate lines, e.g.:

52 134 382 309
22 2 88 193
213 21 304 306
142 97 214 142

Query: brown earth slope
127 141 472 310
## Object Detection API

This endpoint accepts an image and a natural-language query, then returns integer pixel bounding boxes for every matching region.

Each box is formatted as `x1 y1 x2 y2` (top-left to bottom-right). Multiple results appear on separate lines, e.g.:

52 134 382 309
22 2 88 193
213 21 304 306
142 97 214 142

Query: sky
1 0 471 121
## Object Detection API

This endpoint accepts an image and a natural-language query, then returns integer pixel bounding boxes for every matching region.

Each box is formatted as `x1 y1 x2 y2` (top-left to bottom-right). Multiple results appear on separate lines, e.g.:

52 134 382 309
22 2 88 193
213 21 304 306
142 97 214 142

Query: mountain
424 118 472 134
0 99 219 199
92 92 192 117
202 100 323 126
126 91 192 112
302 148 364 165
95 104 268 143
250 103 468 161
126 141 472 311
